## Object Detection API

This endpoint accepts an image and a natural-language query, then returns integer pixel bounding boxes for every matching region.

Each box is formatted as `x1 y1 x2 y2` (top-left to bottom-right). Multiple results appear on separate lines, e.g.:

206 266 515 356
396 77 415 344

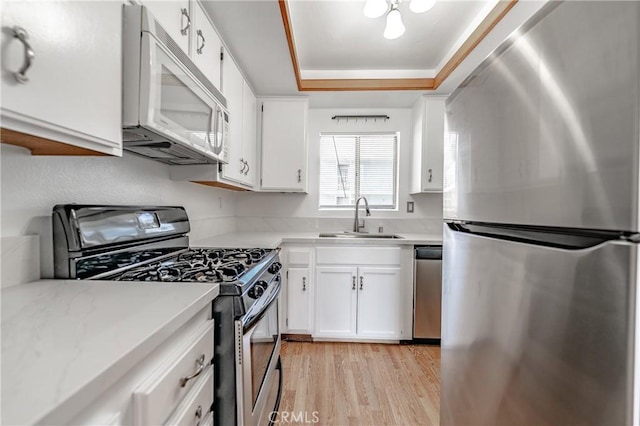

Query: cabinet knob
196 29 206 54
180 8 191 36
302 276 306 291
11 27 34 84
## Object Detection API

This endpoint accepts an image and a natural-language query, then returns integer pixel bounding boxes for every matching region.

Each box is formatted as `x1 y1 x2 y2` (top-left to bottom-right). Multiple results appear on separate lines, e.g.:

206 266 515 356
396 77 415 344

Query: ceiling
288 0 489 76
203 0 548 107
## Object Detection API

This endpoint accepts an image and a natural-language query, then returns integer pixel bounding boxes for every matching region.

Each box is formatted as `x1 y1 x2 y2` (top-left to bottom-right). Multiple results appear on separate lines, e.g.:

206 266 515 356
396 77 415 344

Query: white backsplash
1 236 40 287
235 216 443 234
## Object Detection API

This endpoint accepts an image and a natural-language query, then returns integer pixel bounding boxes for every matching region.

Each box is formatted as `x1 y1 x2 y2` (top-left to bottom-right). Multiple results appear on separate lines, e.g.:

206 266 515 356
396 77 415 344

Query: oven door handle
243 275 281 333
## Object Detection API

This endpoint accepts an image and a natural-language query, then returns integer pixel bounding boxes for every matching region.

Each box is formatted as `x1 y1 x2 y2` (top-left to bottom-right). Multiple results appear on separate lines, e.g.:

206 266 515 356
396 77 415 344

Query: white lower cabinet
287 267 312 333
67 306 215 426
315 266 401 340
314 246 403 340
356 267 402 339
283 246 313 334
314 266 358 337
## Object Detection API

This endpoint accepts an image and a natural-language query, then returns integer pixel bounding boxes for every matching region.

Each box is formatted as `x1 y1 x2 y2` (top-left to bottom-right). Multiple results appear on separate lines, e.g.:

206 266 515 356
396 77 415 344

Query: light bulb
363 0 388 18
410 0 436 13
383 8 405 39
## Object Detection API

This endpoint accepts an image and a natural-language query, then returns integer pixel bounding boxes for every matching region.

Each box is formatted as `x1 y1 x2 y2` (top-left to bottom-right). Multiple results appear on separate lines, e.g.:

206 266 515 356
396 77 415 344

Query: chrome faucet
353 196 371 233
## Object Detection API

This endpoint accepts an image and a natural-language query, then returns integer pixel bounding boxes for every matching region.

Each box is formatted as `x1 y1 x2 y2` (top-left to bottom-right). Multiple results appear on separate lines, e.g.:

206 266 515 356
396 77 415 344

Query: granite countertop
192 231 443 249
1 280 219 426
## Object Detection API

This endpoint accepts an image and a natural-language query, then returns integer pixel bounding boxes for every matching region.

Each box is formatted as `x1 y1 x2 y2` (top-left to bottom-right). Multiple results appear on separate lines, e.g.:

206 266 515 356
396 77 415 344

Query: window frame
318 131 399 211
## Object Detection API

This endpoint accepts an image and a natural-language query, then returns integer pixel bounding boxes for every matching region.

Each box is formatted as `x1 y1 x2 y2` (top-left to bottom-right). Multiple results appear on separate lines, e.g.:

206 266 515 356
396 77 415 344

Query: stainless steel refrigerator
442 2 640 425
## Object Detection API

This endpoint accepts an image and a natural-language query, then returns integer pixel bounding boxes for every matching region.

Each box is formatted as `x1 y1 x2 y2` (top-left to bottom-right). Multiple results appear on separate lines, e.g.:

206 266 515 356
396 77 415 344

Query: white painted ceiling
202 0 548 107
288 0 488 75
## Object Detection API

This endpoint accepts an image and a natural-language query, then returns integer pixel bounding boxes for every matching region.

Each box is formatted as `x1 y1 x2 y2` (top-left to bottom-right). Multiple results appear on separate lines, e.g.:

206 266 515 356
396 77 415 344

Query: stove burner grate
112 248 270 283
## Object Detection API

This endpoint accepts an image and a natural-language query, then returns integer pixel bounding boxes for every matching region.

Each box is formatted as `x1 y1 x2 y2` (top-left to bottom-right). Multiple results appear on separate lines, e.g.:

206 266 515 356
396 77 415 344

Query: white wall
1 144 237 277
235 108 443 230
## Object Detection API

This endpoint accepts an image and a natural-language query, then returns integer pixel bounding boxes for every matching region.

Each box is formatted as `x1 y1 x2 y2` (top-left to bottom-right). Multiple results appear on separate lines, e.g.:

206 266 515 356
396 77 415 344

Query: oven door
237 282 282 426
138 31 227 162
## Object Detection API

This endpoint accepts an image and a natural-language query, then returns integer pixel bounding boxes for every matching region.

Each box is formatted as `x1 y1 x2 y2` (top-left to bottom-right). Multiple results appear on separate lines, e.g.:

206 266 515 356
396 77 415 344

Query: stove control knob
268 262 282 274
250 280 268 299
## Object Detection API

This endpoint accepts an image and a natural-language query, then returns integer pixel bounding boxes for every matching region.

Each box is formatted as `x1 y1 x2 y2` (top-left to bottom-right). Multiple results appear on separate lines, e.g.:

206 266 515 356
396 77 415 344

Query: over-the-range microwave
122 5 228 165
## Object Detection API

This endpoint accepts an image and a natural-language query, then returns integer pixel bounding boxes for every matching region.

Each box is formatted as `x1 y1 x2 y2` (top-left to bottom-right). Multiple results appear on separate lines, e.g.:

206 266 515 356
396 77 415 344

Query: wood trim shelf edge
279 0 519 92
191 180 252 191
1 128 111 156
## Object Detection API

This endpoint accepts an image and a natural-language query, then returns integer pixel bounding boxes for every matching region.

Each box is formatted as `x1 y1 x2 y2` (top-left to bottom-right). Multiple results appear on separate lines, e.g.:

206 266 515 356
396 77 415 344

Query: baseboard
281 333 313 342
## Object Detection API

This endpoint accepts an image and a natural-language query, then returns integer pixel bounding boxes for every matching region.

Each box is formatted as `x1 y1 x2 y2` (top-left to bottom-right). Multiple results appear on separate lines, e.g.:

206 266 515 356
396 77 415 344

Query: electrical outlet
407 201 414 213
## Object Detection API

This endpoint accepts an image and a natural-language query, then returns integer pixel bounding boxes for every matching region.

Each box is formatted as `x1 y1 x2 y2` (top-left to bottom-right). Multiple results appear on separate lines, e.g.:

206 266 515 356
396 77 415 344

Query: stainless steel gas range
52 205 283 426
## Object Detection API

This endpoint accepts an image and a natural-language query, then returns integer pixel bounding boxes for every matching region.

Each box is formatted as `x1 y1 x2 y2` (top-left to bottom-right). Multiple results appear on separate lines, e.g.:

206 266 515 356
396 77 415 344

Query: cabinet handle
352 276 356 290
359 276 363 290
302 276 306 291
240 158 246 173
180 354 205 387
196 29 206 54
195 405 203 426
180 8 191 36
297 169 302 183
428 168 433 183
244 161 250 176
11 27 34 84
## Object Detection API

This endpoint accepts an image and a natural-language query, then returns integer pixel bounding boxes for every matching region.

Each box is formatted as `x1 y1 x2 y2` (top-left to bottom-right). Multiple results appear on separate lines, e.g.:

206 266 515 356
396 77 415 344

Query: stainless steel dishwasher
414 245 442 340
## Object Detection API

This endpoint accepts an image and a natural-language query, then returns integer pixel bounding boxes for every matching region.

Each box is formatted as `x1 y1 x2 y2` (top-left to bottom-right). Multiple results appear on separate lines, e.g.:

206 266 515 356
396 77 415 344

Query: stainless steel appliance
52 205 283 426
122 5 229 165
442 2 640 425
413 245 442 340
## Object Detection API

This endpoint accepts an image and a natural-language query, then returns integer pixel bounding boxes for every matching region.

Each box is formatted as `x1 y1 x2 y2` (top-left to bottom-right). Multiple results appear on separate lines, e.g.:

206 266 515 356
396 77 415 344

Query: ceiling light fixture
364 0 436 39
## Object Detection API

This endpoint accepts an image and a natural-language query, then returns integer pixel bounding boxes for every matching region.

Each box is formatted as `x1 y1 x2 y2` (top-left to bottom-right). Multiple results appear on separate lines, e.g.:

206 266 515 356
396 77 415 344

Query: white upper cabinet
1 1 122 155
241 81 257 186
192 1 222 90
141 0 222 94
260 98 308 192
169 45 256 191
139 0 192 55
221 54 245 184
220 55 256 188
411 96 446 193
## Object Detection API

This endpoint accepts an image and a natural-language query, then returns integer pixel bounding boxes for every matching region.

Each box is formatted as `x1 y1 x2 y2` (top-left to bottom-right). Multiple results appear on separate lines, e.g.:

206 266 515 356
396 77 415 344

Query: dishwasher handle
415 246 442 260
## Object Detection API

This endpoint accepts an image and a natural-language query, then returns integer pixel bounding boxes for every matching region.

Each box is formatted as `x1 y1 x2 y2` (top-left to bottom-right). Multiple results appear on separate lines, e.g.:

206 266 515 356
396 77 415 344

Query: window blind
319 133 397 209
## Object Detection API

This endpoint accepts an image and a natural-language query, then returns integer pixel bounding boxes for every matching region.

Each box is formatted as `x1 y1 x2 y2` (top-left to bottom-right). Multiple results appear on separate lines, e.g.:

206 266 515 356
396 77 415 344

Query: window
319 133 398 209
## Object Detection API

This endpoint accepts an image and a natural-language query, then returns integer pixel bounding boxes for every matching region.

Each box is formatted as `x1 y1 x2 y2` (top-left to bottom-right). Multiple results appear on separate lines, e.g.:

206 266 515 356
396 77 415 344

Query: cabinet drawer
288 249 311 266
316 246 401 266
133 320 214 426
165 366 214 426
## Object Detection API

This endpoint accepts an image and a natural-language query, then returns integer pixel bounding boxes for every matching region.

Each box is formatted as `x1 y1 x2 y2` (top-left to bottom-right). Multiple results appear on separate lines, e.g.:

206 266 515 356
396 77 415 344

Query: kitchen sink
318 232 404 239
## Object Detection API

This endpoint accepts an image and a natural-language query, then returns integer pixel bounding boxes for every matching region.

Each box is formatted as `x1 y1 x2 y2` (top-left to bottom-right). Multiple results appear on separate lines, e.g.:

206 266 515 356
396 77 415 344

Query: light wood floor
278 342 441 426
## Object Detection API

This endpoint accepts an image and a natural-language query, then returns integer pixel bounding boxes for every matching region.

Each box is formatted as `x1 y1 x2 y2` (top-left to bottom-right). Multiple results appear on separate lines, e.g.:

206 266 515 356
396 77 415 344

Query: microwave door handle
206 106 216 151
214 108 223 154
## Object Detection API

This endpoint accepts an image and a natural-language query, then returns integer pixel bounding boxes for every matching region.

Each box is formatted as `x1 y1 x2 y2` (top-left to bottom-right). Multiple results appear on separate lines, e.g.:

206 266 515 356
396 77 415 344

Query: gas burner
112 247 272 284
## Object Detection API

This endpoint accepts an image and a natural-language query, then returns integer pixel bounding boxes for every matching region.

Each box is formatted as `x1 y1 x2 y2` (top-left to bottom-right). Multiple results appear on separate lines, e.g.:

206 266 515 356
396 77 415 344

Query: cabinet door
220 53 245 184
192 1 222 91
260 99 308 192
139 0 191 54
287 268 311 333
1 1 122 155
241 82 257 187
314 267 357 338
422 98 445 192
357 267 402 339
